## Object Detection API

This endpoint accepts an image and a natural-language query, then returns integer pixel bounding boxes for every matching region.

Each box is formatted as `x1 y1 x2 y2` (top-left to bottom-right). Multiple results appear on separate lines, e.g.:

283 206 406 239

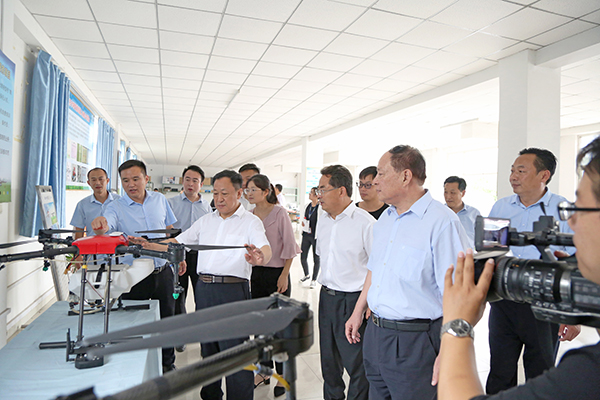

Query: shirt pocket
391 245 427 282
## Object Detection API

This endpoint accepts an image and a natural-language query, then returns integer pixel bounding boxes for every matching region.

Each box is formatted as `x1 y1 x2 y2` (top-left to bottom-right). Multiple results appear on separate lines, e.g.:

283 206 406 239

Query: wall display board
0 50 15 203
306 167 320 195
66 92 95 190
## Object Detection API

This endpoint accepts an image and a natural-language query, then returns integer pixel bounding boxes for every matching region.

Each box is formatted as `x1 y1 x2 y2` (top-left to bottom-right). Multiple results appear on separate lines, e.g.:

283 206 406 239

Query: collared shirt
240 196 255 211
367 190 470 320
455 203 481 247
176 204 269 280
103 190 177 268
316 202 375 292
168 192 211 232
252 205 300 268
488 189 575 259
70 192 119 235
277 193 286 207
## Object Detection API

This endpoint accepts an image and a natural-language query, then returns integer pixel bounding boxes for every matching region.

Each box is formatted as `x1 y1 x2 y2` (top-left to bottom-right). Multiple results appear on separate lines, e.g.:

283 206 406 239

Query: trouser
486 300 559 394
300 234 320 279
121 264 175 367
175 250 198 315
319 287 368 400
363 317 442 400
251 266 290 374
195 280 253 400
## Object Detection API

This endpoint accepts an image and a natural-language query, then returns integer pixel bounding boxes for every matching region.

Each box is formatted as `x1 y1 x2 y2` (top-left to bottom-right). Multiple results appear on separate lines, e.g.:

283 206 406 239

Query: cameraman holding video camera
438 138 600 399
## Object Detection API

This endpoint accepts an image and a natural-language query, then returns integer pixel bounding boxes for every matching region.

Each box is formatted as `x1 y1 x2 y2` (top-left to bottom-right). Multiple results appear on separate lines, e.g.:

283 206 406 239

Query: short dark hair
213 169 243 190
311 186 318 193
182 165 205 182
275 184 283 192
87 167 108 180
519 148 557 184
444 176 466 191
119 159 147 176
320 165 353 198
388 145 426 184
359 166 378 180
577 137 600 202
248 174 278 205
239 163 260 174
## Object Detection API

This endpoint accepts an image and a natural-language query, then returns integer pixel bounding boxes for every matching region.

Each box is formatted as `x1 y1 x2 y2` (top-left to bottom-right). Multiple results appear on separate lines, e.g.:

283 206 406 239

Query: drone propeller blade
185 244 249 251
0 239 39 249
88 307 303 358
136 229 182 235
40 228 82 234
81 296 276 346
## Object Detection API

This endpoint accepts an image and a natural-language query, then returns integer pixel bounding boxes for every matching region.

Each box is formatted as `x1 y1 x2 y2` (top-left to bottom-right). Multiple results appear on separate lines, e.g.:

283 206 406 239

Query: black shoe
274 386 285 397
176 344 186 352
162 364 176 374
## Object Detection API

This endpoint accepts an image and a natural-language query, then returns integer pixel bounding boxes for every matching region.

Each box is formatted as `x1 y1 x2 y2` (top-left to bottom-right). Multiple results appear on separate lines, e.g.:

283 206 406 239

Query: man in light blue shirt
92 159 180 373
70 167 118 238
444 176 481 246
485 148 579 395
168 165 211 334
346 145 469 400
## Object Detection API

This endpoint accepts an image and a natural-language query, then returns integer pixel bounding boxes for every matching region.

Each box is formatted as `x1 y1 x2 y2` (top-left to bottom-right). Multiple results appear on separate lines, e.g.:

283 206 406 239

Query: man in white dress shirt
316 164 375 400
238 163 260 211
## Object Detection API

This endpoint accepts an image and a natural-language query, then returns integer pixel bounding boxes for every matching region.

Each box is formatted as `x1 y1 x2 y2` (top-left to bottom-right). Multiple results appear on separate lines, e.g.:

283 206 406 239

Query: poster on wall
66 92 95 190
306 167 320 195
0 50 15 203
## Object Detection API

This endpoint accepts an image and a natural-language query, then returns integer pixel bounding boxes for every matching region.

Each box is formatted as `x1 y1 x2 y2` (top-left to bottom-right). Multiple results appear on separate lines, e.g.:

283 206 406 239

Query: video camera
474 215 600 328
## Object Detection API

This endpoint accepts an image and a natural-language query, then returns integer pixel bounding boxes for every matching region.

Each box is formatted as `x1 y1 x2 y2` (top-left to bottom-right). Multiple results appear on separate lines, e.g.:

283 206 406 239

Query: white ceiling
20 0 600 168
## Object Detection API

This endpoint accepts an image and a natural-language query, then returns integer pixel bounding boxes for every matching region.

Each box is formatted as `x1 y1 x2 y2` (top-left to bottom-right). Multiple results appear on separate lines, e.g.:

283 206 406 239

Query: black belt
321 286 360 296
152 264 169 274
372 314 438 332
199 274 247 284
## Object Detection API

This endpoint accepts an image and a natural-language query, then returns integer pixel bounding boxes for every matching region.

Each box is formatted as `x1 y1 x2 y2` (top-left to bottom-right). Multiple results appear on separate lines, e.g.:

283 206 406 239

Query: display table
0 300 161 400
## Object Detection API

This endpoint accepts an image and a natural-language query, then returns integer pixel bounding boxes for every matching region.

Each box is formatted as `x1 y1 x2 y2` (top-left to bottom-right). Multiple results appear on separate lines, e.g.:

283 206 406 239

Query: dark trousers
363 317 442 400
121 265 175 367
319 288 368 400
486 300 559 394
300 234 320 279
175 250 199 315
251 266 290 374
195 280 253 400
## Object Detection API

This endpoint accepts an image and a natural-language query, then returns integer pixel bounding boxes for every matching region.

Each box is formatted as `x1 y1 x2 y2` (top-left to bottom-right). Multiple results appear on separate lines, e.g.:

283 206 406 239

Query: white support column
299 137 308 211
497 50 561 198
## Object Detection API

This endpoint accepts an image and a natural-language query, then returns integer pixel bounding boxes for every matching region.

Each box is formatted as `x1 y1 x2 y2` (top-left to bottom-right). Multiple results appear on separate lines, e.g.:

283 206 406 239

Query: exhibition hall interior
0 0 599 399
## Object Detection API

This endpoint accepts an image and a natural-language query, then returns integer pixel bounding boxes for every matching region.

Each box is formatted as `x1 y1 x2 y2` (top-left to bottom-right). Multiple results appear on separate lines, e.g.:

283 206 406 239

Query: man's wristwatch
440 318 474 339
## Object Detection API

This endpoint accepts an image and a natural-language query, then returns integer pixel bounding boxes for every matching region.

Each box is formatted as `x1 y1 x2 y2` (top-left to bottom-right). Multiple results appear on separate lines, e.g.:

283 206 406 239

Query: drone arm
0 245 79 263
115 244 185 264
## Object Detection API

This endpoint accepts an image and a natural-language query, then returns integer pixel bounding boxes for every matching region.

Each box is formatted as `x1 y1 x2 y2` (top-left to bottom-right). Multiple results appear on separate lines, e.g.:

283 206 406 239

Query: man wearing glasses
485 148 579 395
356 166 389 219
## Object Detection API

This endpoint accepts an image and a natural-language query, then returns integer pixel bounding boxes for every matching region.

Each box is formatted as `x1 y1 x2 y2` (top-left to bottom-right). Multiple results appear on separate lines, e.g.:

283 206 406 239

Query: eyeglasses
356 182 373 189
558 200 600 221
316 187 337 196
243 188 262 195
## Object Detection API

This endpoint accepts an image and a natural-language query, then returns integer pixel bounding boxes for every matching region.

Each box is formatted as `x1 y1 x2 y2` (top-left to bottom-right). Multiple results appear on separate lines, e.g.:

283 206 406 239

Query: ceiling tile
243 75 290 89
212 38 269 60
158 5 221 36
528 20 597 46
317 84 362 97
443 32 518 58
115 60 160 76
307 52 364 72
89 0 157 28
581 9 600 23
121 73 162 86
161 77 201 90
371 42 436 65
202 81 241 93
424 72 465 86
413 51 479 72
108 44 160 63
332 73 382 88
346 8 422 41
160 50 209 68
219 14 283 43
369 78 417 92
162 65 206 80
22 0 94 19
282 79 328 93
294 67 344 83
159 31 214 54
482 8 571 41
532 0 600 18
204 69 248 85
52 38 110 58
390 66 444 83
85 81 124 92
35 15 103 41
252 61 303 79
123 84 163 96
66 55 115 71
225 0 301 22
324 33 389 58
397 21 473 49
484 41 540 61
288 0 366 31
158 0 227 13
350 59 407 78
261 45 318 66
451 58 496 75
374 0 457 19
99 23 158 47
78 70 121 83
431 0 523 31
208 55 257 74
273 24 339 51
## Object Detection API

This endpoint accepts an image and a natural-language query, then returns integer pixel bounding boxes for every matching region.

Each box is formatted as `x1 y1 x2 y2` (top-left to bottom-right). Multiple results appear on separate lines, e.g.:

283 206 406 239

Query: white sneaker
299 275 310 283
309 280 317 288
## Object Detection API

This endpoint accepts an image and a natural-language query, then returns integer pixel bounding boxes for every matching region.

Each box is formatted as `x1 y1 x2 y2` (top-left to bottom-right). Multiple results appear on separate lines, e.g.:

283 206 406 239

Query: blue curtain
20 50 70 237
96 118 115 189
